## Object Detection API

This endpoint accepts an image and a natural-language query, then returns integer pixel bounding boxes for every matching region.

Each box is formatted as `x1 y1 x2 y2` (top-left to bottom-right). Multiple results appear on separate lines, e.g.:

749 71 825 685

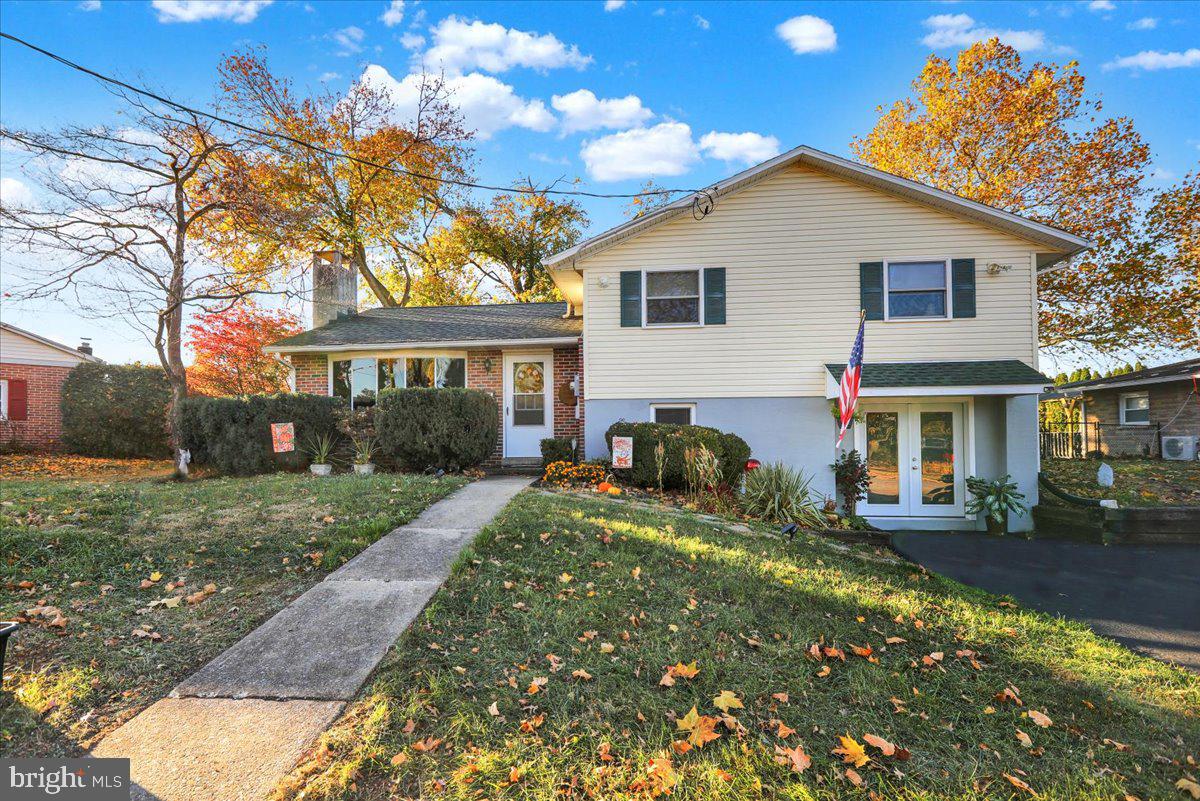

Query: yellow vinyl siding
580 165 1041 399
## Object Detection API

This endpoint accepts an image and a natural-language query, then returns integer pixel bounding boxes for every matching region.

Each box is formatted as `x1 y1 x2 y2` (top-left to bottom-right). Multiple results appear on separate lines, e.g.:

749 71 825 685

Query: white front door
503 353 553 458
855 402 965 518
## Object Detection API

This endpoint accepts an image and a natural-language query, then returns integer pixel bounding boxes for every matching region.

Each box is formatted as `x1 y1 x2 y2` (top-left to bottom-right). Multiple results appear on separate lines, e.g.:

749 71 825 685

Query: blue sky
0 0 1197 370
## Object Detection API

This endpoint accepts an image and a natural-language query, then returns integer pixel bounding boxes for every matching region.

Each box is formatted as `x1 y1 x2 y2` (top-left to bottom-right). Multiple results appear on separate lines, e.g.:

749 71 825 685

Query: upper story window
1119 391 1150 425
645 269 701 326
886 260 949 320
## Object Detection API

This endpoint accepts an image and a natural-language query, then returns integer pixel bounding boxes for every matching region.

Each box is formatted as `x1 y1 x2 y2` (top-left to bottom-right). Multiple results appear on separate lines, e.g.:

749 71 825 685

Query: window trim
642 266 705 328
328 353 468 404
882 257 953 322
1118 391 1150 426
0 378 7 420
650 402 696 425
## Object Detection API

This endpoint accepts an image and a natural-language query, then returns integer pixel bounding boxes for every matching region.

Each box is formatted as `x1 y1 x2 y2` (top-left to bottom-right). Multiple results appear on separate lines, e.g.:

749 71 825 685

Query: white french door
855 402 965 518
502 352 554 458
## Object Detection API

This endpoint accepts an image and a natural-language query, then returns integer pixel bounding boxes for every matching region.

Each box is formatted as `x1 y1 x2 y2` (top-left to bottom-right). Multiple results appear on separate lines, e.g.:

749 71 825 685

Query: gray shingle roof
825 360 1048 388
267 302 582 351
1054 357 1200 390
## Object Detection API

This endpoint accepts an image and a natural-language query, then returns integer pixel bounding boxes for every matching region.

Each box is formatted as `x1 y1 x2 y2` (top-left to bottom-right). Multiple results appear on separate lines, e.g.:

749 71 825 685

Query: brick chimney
77 338 93 356
311 251 358 328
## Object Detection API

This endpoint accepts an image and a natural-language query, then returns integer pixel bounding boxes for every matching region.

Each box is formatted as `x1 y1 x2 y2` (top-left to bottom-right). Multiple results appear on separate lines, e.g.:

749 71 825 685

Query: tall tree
851 38 1198 356
213 51 472 308
187 301 301 396
446 179 589 302
0 91 270 476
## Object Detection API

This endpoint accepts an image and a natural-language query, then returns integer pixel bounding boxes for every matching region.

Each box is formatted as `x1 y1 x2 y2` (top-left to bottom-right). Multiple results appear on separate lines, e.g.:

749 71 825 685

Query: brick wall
1081 379 1199 456
291 353 329 395
553 341 584 459
467 349 504 467
0 362 73 451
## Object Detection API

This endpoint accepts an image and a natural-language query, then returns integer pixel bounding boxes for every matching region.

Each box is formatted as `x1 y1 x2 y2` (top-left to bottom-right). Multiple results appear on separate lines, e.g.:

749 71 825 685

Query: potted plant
352 435 378 476
305 433 337 476
966 475 1028 534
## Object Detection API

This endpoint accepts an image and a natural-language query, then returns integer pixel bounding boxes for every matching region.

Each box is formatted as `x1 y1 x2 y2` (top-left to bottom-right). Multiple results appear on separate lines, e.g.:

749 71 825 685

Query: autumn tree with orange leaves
852 38 1198 357
187 302 301 397
211 50 472 308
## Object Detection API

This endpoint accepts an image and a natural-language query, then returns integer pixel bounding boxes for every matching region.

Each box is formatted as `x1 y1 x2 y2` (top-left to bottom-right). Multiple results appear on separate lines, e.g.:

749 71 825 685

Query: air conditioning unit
1162 435 1197 461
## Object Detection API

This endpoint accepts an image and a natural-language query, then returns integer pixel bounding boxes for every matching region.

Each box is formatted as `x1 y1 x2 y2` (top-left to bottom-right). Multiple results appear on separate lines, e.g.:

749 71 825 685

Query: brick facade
466 349 504 467
1082 378 1199 456
0 362 73 451
291 353 329 395
553 342 584 459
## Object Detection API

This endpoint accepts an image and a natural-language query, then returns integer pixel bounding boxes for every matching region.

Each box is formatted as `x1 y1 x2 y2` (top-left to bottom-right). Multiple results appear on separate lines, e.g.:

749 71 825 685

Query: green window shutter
703 267 726 325
859 262 884 320
951 258 976 318
619 270 642 327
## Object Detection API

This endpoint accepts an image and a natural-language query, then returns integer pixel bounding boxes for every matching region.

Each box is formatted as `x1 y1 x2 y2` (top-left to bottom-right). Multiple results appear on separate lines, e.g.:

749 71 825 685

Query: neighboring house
0 322 101 450
266 146 1092 532
1042 358 1200 458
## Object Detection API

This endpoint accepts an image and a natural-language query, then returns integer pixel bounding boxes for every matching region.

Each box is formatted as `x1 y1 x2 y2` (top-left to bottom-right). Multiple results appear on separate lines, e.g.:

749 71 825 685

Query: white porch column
1004 394 1041 533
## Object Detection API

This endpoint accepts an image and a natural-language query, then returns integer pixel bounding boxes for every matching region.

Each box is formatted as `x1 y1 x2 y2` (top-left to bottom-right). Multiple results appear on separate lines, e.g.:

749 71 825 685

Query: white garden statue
1096 462 1114 488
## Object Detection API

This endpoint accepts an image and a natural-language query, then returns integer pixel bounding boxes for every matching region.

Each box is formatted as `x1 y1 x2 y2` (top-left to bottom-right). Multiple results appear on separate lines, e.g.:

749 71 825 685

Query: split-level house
0 322 101 450
266 146 1092 532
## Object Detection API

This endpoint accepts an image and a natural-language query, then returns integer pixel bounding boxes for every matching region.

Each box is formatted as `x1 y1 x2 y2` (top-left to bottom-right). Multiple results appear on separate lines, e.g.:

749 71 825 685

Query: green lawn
275 489 1200 801
0 469 466 757
1042 457 1200 507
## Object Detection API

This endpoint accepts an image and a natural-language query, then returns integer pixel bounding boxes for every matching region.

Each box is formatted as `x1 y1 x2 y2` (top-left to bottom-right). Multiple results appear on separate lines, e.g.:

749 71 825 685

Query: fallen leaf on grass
527 676 547 695
776 721 796 738
712 690 743 713
772 692 789 703
1177 778 1200 799
1027 710 1053 728
1016 729 1033 748
519 714 545 732
862 733 896 756
390 752 408 766
1003 773 1038 796
833 734 870 768
487 701 500 716
845 768 864 786
572 669 593 681
774 744 811 773
411 737 441 752
816 665 831 678
1102 738 1131 752
599 642 615 654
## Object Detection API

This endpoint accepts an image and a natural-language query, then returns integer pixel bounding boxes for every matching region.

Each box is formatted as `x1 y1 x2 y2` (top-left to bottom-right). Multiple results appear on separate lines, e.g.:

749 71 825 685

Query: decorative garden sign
271 422 295 453
612 436 633 468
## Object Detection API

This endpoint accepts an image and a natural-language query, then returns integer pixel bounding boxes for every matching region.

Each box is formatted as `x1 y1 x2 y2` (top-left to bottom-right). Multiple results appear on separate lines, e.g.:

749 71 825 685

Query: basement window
651 404 695 425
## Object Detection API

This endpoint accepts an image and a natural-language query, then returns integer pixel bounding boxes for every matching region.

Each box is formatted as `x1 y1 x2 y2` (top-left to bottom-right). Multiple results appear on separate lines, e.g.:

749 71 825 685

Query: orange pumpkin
597 481 612 492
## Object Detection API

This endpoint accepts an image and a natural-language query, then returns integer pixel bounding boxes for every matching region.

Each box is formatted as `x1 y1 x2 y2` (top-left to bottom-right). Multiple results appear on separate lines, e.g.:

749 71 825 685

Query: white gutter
264 336 581 354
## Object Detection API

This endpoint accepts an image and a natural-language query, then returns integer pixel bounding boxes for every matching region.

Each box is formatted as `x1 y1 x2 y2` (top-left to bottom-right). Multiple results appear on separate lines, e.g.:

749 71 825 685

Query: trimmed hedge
603 421 750 490
61 363 171 457
540 437 575 466
179 393 343 475
375 388 497 471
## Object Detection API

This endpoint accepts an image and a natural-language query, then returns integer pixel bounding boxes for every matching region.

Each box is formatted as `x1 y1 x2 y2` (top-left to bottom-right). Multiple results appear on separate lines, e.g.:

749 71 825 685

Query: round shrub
61 363 171 457
375 388 498 471
603 421 750 490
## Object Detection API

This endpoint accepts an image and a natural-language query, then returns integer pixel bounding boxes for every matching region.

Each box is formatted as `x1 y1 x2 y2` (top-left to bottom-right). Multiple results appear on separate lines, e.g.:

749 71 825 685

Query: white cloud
78 0 101 11
1104 48 1200 71
380 0 404 27
776 15 837 54
400 32 425 50
1087 0 1115 11
317 72 341 83
0 177 34 208
1126 17 1158 30
361 65 554 139
150 0 271 24
604 0 626 10
581 122 700 181
698 131 781 165
419 16 592 75
531 152 570 166
331 26 365 56
694 14 710 30
921 13 1046 51
551 89 653 135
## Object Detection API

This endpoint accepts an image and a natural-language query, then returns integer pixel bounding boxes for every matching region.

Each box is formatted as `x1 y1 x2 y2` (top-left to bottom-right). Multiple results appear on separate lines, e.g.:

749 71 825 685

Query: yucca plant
965 475 1028 534
741 462 826 528
304 433 337 465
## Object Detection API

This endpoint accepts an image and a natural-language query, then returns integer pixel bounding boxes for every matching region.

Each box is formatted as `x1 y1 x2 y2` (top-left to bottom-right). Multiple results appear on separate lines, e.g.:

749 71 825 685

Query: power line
0 30 715 209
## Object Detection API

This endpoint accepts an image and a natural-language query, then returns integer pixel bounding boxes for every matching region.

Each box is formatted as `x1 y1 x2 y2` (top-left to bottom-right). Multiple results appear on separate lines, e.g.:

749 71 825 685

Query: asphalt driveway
891 532 1200 673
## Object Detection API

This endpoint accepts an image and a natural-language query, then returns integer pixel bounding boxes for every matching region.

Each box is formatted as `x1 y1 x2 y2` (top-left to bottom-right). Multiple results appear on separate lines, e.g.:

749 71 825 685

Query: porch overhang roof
824 359 1049 399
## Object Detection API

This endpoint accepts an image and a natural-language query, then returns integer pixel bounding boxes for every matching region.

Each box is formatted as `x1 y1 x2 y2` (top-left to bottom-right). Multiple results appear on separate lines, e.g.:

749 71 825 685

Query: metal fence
1040 421 1162 459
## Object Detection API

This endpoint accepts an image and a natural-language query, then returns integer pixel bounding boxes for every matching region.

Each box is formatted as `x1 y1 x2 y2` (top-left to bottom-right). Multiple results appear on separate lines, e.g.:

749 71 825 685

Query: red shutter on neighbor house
7 379 28 421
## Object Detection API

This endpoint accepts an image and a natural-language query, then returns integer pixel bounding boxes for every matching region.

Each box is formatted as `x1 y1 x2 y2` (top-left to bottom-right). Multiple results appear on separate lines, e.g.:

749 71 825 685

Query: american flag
836 312 866 446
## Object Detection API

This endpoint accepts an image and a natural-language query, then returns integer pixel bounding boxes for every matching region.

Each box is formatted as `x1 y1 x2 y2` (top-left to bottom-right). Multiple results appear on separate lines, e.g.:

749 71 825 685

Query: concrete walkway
92 476 531 801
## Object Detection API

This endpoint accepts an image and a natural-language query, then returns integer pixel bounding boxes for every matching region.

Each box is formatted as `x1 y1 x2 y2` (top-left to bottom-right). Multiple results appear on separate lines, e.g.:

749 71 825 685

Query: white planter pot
353 463 375 476
310 463 333 476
